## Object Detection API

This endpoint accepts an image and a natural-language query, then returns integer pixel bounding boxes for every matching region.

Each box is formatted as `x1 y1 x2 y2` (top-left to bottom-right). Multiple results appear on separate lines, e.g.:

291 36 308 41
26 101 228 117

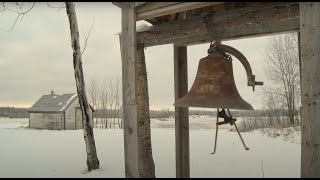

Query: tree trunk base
87 158 100 172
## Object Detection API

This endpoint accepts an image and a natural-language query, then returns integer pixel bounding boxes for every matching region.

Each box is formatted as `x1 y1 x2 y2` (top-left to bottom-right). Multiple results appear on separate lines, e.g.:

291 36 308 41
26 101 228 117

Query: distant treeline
94 109 287 119
0 106 299 119
0 107 30 118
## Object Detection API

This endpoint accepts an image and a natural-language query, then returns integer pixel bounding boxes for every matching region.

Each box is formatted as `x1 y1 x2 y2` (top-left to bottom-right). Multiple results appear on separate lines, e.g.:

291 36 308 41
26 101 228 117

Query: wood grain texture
174 45 190 178
300 2 320 178
136 2 224 21
136 43 156 177
120 2 140 178
137 4 299 47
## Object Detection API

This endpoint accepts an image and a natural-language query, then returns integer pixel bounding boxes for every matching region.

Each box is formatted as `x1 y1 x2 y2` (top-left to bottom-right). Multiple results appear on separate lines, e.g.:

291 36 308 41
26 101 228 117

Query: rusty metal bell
174 52 253 110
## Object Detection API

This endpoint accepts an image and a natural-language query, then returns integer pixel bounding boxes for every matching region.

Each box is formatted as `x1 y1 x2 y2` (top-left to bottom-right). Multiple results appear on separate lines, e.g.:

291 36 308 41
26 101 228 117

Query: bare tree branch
7 2 37 31
15 2 23 10
46 2 65 12
0 2 5 12
1 2 67 32
81 17 95 55
263 32 300 124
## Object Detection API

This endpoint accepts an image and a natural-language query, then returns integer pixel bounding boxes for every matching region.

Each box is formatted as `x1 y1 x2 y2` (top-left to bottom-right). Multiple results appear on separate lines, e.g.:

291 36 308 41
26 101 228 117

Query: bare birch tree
65 2 99 171
114 78 122 128
264 32 300 124
108 79 115 129
88 79 98 110
3 2 100 171
0 2 99 171
99 79 109 129
88 78 99 128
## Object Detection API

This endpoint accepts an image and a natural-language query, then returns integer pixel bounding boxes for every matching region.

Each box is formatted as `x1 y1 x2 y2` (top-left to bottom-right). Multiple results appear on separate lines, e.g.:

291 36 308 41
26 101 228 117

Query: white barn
28 93 94 130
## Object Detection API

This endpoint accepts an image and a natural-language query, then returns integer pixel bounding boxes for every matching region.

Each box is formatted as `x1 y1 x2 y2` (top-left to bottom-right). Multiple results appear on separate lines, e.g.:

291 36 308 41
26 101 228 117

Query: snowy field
0 117 300 178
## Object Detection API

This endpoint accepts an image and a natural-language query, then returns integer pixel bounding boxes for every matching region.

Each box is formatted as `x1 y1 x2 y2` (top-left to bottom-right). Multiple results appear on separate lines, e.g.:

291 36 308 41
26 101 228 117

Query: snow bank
0 117 300 178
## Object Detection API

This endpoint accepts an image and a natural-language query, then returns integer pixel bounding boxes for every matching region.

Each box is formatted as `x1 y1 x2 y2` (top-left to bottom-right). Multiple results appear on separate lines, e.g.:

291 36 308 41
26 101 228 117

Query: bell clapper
227 109 250 151
234 122 250 151
211 108 219 155
211 109 250 155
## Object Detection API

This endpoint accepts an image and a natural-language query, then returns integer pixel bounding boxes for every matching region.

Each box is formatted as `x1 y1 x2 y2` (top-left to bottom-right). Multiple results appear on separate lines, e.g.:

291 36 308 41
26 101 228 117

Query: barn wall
75 107 83 129
65 97 79 130
29 112 63 130
64 97 93 130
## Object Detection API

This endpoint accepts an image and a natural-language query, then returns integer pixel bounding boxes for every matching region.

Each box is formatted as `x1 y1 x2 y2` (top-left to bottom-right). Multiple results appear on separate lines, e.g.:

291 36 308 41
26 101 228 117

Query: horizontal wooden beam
182 19 299 46
137 3 300 47
136 2 181 13
112 2 146 8
112 2 126 8
136 2 225 21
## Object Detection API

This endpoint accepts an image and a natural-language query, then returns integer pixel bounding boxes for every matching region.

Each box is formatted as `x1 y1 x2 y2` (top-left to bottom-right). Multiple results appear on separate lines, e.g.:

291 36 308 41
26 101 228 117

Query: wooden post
136 43 156 177
120 3 140 178
300 2 320 178
174 45 190 178
298 32 302 125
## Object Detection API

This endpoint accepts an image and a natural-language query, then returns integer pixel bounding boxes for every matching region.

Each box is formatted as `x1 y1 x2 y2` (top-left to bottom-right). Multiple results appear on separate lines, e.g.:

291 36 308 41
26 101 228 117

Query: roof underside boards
29 93 77 112
126 2 289 24
115 2 299 47
114 2 298 26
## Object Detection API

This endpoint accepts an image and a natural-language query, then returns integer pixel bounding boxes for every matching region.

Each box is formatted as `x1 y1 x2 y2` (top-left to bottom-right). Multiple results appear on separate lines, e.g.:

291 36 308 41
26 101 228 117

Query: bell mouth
174 96 254 110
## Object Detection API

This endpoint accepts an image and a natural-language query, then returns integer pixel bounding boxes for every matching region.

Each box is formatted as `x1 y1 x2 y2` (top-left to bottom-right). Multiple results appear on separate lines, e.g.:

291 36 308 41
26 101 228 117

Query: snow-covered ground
0 117 300 178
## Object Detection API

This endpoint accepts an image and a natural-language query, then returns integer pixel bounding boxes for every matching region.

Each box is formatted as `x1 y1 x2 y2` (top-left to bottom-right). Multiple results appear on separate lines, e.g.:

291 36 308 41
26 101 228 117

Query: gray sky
0 2 274 110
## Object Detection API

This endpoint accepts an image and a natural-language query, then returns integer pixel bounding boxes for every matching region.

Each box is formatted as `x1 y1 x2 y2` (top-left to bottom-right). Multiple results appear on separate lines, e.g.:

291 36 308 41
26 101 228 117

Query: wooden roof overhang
112 2 304 178
114 2 300 47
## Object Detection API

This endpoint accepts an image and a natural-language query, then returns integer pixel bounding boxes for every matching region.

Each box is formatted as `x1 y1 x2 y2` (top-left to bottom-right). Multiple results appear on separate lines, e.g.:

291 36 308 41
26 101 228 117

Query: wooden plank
113 2 145 8
136 2 225 21
138 2 297 32
136 2 181 13
120 3 140 178
136 43 155 177
174 45 190 178
300 2 320 178
137 3 299 47
176 18 300 46
112 2 122 8
134 2 147 8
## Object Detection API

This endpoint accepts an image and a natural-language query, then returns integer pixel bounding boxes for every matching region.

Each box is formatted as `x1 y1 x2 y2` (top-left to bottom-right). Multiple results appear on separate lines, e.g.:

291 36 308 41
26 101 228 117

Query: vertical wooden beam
120 3 140 178
136 43 156 177
174 45 190 178
298 32 302 125
300 2 320 178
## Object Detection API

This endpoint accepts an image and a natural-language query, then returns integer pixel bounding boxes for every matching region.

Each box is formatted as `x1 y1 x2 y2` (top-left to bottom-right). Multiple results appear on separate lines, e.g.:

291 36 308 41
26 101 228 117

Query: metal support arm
208 42 264 91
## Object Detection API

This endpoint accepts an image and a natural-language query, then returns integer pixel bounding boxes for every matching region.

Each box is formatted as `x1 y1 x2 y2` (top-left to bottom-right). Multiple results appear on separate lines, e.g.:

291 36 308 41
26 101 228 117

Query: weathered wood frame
115 2 320 178
174 45 189 178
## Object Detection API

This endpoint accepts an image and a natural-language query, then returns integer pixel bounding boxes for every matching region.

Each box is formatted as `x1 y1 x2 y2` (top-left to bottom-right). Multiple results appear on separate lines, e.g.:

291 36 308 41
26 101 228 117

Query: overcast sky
0 2 277 110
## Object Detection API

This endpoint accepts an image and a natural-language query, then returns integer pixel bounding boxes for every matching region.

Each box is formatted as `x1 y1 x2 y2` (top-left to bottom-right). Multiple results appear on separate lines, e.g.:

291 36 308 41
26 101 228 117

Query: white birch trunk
65 2 99 172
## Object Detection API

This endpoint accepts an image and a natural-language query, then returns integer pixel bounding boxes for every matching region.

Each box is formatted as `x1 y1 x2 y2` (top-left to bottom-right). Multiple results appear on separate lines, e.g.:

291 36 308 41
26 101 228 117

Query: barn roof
29 93 78 112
